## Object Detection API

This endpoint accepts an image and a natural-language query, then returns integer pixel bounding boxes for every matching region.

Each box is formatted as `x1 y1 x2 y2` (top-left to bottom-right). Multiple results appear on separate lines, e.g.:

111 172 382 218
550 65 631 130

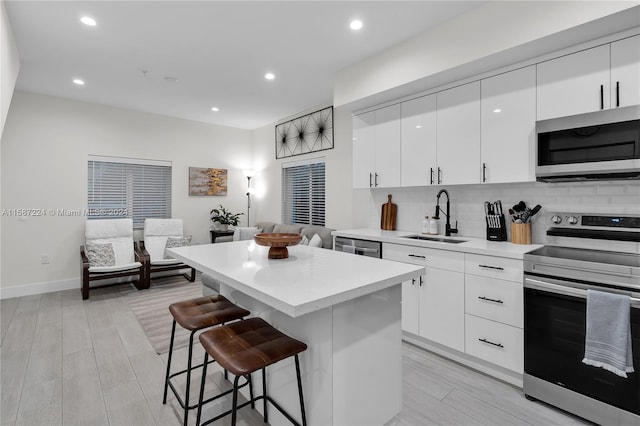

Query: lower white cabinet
465 315 524 374
384 243 464 352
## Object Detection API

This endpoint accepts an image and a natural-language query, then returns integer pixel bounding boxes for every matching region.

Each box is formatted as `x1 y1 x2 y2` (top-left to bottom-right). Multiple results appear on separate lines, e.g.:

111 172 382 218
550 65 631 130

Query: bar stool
163 295 250 426
195 317 308 426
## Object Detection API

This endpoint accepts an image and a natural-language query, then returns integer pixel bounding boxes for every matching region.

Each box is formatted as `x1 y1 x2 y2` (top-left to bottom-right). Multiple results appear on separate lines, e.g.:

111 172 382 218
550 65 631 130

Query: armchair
140 218 196 284
80 218 148 300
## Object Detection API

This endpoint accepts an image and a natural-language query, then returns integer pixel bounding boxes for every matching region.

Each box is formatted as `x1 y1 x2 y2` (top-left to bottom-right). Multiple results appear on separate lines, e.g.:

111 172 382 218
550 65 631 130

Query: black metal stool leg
295 355 307 426
248 373 255 409
163 319 177 404
231 375 241 426
183 331 196 426
195 353 209 426
262 367 268 424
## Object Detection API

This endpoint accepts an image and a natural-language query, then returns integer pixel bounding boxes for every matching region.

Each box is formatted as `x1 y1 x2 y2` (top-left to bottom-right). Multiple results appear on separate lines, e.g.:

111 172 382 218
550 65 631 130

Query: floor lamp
243 170 256 226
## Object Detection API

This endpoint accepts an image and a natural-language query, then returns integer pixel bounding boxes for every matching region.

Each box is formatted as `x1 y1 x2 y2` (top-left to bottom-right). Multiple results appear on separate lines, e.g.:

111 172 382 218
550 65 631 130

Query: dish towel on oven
582 289 634 378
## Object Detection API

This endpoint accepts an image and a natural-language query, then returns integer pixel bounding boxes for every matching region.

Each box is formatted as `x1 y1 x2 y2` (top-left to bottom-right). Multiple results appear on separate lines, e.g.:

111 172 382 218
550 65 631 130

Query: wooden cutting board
381 194 397 230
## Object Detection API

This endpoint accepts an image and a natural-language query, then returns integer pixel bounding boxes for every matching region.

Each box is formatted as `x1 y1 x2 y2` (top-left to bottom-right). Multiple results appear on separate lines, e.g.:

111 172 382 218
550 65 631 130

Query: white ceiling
5 1 485 130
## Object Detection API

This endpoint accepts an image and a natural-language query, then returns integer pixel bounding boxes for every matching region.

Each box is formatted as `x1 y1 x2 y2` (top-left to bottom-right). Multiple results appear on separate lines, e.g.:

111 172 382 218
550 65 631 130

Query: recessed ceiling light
493 108 502 113
416 125 423 129
80 16 96 26
73 78 85 86
265 72 275 80
211 107 219 112
350 20 363 30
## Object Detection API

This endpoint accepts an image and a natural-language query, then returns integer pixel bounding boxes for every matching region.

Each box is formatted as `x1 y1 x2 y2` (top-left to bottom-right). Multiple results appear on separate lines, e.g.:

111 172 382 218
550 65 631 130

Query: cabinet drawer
465 253 523 282
465 275 523 328
383 243 464 271
465 314 523 373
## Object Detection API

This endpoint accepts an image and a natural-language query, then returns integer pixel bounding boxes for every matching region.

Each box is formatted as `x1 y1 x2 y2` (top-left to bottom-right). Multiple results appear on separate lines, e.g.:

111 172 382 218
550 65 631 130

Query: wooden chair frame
138 241 196 285
80 242 149 300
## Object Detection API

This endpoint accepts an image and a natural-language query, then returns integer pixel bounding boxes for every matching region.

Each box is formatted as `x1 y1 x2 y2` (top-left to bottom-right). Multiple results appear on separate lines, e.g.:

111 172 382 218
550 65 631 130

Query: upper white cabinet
537 36 640 120
401 95 437 186
611 35 640 108
352 105 401 188
481 66 536 183
536 44 610 120
436 81 481 185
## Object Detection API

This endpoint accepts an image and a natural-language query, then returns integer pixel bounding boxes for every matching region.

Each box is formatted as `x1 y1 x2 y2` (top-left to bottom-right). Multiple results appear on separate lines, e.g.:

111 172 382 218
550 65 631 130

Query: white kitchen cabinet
352 111 376 189
536 44 611 120
481 66 536 183
401 94 437 186
436 81 481 185
352 105 401 188
383 243 465 351
611 35 640 108
464 253 525 374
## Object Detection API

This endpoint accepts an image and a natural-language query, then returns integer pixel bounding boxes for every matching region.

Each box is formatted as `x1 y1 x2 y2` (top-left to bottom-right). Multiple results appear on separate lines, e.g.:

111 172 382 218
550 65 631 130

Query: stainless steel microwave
535 105 640 182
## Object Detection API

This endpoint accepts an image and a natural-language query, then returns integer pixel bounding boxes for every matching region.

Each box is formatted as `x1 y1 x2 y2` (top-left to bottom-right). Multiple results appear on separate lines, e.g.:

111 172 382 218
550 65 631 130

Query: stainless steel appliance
535 105 640 181
334 236 382 258
523 213 640 425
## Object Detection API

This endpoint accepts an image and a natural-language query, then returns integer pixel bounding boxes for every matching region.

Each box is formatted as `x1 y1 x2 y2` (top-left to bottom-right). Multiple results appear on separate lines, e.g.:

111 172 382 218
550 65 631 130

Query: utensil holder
511 222 532 245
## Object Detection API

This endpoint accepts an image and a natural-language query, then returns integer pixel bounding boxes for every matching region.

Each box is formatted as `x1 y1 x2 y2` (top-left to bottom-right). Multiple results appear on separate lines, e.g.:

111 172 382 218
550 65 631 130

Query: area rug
123 275 204 354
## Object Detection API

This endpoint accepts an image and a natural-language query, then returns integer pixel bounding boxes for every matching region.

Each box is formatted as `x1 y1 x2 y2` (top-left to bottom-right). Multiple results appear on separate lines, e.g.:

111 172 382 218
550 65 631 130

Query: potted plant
210 205 243 231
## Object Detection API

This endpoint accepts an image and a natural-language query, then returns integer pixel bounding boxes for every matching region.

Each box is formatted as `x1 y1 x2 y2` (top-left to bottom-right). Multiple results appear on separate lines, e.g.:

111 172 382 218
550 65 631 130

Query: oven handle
524 277 640 307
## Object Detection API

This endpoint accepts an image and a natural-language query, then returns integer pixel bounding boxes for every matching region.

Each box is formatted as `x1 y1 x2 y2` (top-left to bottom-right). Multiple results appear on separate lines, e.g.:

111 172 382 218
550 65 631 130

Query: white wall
0 0 19 136
334 1 640 109
250 104 353 231
1 91 252 297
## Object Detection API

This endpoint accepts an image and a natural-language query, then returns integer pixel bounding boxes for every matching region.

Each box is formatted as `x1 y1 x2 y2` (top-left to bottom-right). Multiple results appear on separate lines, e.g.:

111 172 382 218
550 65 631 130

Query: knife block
486 214 507 241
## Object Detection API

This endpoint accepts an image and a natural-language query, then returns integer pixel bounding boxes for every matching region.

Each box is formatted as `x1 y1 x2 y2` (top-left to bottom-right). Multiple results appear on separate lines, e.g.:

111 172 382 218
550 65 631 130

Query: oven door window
525 288 640 415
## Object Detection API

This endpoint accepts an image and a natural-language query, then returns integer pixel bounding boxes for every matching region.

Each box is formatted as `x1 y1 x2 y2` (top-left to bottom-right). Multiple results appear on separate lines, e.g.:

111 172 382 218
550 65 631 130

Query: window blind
88 157 172 227
282 160 325 226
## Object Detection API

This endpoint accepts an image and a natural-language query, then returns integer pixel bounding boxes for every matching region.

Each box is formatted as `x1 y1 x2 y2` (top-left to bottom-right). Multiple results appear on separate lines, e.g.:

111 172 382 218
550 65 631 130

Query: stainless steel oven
523 214 640 425
334 236 382 258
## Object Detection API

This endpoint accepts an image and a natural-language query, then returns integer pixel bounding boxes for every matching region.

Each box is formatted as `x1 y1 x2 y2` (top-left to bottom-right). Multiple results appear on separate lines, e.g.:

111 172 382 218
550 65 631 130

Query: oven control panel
549 213 640 230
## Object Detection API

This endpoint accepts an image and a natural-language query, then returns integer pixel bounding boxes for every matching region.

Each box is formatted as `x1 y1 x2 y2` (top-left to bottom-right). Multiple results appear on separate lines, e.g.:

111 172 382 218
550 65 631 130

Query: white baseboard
0 278 79 300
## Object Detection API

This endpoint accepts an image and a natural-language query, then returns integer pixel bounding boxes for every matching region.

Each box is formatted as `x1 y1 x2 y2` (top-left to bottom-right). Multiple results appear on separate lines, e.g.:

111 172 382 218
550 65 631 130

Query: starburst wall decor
275 106 334 159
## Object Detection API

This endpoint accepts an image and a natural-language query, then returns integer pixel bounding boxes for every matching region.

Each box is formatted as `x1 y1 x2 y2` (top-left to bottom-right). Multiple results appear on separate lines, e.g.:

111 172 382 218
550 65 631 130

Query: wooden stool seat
199 317 308 376
169 295 250 331
163 294 250 426
196 317 308 426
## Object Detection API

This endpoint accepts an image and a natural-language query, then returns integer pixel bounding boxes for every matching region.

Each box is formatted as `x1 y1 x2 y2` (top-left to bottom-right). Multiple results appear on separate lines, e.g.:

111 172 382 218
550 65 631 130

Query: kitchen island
168 240 424 426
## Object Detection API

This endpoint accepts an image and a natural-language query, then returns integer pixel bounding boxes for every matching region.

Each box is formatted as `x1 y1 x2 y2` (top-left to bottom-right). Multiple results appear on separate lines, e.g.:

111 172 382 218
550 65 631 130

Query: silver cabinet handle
374 173 379 187
478 296 503 304
369 173 373 188
419 276 423 286
437 167 442 184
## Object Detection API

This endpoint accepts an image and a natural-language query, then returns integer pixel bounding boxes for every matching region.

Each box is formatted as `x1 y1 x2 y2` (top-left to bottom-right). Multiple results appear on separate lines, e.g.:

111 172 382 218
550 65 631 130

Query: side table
210 229 235 243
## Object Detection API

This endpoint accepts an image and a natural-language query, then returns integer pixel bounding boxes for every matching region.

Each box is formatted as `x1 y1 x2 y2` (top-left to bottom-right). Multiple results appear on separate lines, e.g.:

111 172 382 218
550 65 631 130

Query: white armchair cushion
233 227 262 241
85 219 135 265
85 243 115 267
144 218 183 236
89 261 142 273
164 236 192 259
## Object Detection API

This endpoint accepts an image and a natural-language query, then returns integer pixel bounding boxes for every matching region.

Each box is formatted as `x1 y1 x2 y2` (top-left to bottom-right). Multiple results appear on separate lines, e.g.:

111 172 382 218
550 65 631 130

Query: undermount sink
402 235 467 244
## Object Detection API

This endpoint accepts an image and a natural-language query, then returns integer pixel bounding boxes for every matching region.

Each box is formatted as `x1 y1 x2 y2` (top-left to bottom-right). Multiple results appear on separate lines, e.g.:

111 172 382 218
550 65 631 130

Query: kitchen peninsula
168 240 423 426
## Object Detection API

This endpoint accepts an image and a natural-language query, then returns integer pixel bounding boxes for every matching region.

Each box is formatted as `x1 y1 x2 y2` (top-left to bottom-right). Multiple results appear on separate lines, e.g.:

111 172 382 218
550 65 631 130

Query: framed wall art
189 167 228 196
275 106 333 159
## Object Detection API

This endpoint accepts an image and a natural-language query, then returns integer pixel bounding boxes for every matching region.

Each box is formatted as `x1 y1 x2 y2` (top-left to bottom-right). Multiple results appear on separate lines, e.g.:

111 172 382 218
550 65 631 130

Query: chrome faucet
434 189 458 236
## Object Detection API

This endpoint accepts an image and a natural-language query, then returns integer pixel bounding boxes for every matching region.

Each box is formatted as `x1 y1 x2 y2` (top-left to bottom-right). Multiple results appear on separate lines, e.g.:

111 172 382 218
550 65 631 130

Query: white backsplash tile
355 180 640 244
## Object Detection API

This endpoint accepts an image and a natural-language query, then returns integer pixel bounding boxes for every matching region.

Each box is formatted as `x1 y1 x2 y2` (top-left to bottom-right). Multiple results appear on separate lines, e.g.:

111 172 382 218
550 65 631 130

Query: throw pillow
86 243 116 267
300 235 309 246
233 227 263 241
309 233 323 248
165 235 192 259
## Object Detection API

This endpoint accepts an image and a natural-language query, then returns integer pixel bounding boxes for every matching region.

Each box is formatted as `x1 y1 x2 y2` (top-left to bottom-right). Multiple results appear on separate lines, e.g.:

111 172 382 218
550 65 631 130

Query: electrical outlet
41 254 50 264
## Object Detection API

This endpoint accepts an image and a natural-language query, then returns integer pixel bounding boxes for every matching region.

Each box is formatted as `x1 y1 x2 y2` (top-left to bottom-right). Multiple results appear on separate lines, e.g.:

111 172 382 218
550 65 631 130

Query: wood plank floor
1 282 591 426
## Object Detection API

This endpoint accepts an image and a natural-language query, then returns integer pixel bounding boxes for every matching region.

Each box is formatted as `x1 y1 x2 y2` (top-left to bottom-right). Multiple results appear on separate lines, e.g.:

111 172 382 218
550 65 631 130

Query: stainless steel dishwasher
334 236 382 258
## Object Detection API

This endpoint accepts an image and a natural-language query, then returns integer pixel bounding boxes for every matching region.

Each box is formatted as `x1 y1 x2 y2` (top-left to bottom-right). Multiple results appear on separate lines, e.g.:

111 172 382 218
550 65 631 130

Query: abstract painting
275 106 334 159
189 167 228 196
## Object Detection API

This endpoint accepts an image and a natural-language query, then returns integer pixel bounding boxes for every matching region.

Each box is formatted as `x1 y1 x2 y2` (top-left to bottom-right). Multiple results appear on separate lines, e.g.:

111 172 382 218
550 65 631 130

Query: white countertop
168 241 424 317
332 229 542 259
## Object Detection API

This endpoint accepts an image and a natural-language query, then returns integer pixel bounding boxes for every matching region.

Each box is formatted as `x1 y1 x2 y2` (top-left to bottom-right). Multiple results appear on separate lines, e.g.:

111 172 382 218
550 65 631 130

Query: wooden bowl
253 233 303 259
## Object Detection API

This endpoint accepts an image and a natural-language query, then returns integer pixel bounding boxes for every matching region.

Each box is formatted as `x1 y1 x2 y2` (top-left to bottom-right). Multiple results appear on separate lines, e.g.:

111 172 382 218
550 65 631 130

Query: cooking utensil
381 194 397 230
528 204 542 219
